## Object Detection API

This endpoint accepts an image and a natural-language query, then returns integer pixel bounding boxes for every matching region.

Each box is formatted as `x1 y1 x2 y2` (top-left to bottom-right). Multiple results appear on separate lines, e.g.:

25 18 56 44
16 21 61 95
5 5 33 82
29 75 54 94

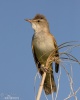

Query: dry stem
36 72 46 100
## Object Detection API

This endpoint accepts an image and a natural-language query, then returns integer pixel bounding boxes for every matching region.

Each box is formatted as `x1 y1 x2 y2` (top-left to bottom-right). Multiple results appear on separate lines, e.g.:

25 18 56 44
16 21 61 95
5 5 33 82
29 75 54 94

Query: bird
25 14 59 95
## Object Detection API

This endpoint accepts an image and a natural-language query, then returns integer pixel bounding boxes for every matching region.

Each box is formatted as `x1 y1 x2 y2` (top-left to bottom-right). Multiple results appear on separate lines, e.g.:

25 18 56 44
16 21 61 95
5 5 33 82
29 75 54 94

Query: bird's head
25 14 50 33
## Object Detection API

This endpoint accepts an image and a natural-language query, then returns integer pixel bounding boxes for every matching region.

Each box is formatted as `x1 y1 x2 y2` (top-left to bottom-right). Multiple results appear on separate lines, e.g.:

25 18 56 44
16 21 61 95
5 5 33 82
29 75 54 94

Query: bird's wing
54 42 59 73
53 37 59 73
50 34 59 73
32 36 43 75
32 44 39 67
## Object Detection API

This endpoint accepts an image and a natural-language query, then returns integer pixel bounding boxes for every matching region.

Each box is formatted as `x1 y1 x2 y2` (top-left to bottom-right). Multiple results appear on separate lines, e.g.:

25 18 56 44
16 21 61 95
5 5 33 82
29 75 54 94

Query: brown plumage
26 14 59 95
33 14 47 20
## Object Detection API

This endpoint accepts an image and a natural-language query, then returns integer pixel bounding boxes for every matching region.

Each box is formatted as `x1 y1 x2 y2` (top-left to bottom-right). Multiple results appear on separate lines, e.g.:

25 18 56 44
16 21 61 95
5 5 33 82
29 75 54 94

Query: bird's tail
43 65 56 95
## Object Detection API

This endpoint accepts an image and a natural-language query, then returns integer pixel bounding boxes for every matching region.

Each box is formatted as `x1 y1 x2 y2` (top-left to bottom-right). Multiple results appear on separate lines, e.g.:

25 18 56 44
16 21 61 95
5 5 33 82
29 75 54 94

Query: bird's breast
33 34 55 63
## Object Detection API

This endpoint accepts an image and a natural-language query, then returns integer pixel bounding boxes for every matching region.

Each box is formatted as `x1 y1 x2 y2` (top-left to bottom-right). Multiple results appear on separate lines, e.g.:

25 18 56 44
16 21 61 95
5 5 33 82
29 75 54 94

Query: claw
40 64 52 73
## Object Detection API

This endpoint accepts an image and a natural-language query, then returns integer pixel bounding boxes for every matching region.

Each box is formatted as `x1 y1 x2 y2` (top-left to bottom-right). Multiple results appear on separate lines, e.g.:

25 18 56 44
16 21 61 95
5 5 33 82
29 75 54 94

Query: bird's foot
40 64 52 73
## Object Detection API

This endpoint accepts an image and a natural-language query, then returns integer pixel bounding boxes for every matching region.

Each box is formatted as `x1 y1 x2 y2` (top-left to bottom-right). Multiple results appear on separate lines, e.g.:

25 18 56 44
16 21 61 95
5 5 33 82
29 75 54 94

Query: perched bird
25 14 59 95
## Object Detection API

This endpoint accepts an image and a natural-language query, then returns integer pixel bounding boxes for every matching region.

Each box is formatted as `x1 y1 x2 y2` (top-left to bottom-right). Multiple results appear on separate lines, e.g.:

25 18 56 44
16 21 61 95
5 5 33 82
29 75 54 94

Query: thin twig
61 63 78 100
55 66 61 100
34 72 40 100
64 87 80 100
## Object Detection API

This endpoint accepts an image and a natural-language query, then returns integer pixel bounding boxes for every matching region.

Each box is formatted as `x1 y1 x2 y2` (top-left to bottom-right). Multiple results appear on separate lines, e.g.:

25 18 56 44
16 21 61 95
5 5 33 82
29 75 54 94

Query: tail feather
43 66 56 95
55 63 59 73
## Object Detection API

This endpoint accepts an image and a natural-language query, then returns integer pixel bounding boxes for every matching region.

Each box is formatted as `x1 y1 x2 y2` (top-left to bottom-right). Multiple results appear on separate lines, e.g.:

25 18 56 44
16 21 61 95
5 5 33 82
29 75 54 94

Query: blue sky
0 0 80 100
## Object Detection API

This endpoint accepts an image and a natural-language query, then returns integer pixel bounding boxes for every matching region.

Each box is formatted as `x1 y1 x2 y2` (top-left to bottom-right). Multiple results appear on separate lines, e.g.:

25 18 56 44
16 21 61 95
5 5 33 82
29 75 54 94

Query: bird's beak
25 19 32 23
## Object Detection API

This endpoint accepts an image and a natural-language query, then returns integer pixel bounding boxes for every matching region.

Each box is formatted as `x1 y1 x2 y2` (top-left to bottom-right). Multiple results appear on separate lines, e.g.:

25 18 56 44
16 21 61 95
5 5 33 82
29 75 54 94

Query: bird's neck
34 30 44 37
34 30 50 39
34 28 50 35
33 25 50 33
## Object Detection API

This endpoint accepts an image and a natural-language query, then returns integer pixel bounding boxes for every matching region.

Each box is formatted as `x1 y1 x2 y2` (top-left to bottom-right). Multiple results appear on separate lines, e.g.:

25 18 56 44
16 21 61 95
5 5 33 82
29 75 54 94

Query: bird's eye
37 20 40 22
